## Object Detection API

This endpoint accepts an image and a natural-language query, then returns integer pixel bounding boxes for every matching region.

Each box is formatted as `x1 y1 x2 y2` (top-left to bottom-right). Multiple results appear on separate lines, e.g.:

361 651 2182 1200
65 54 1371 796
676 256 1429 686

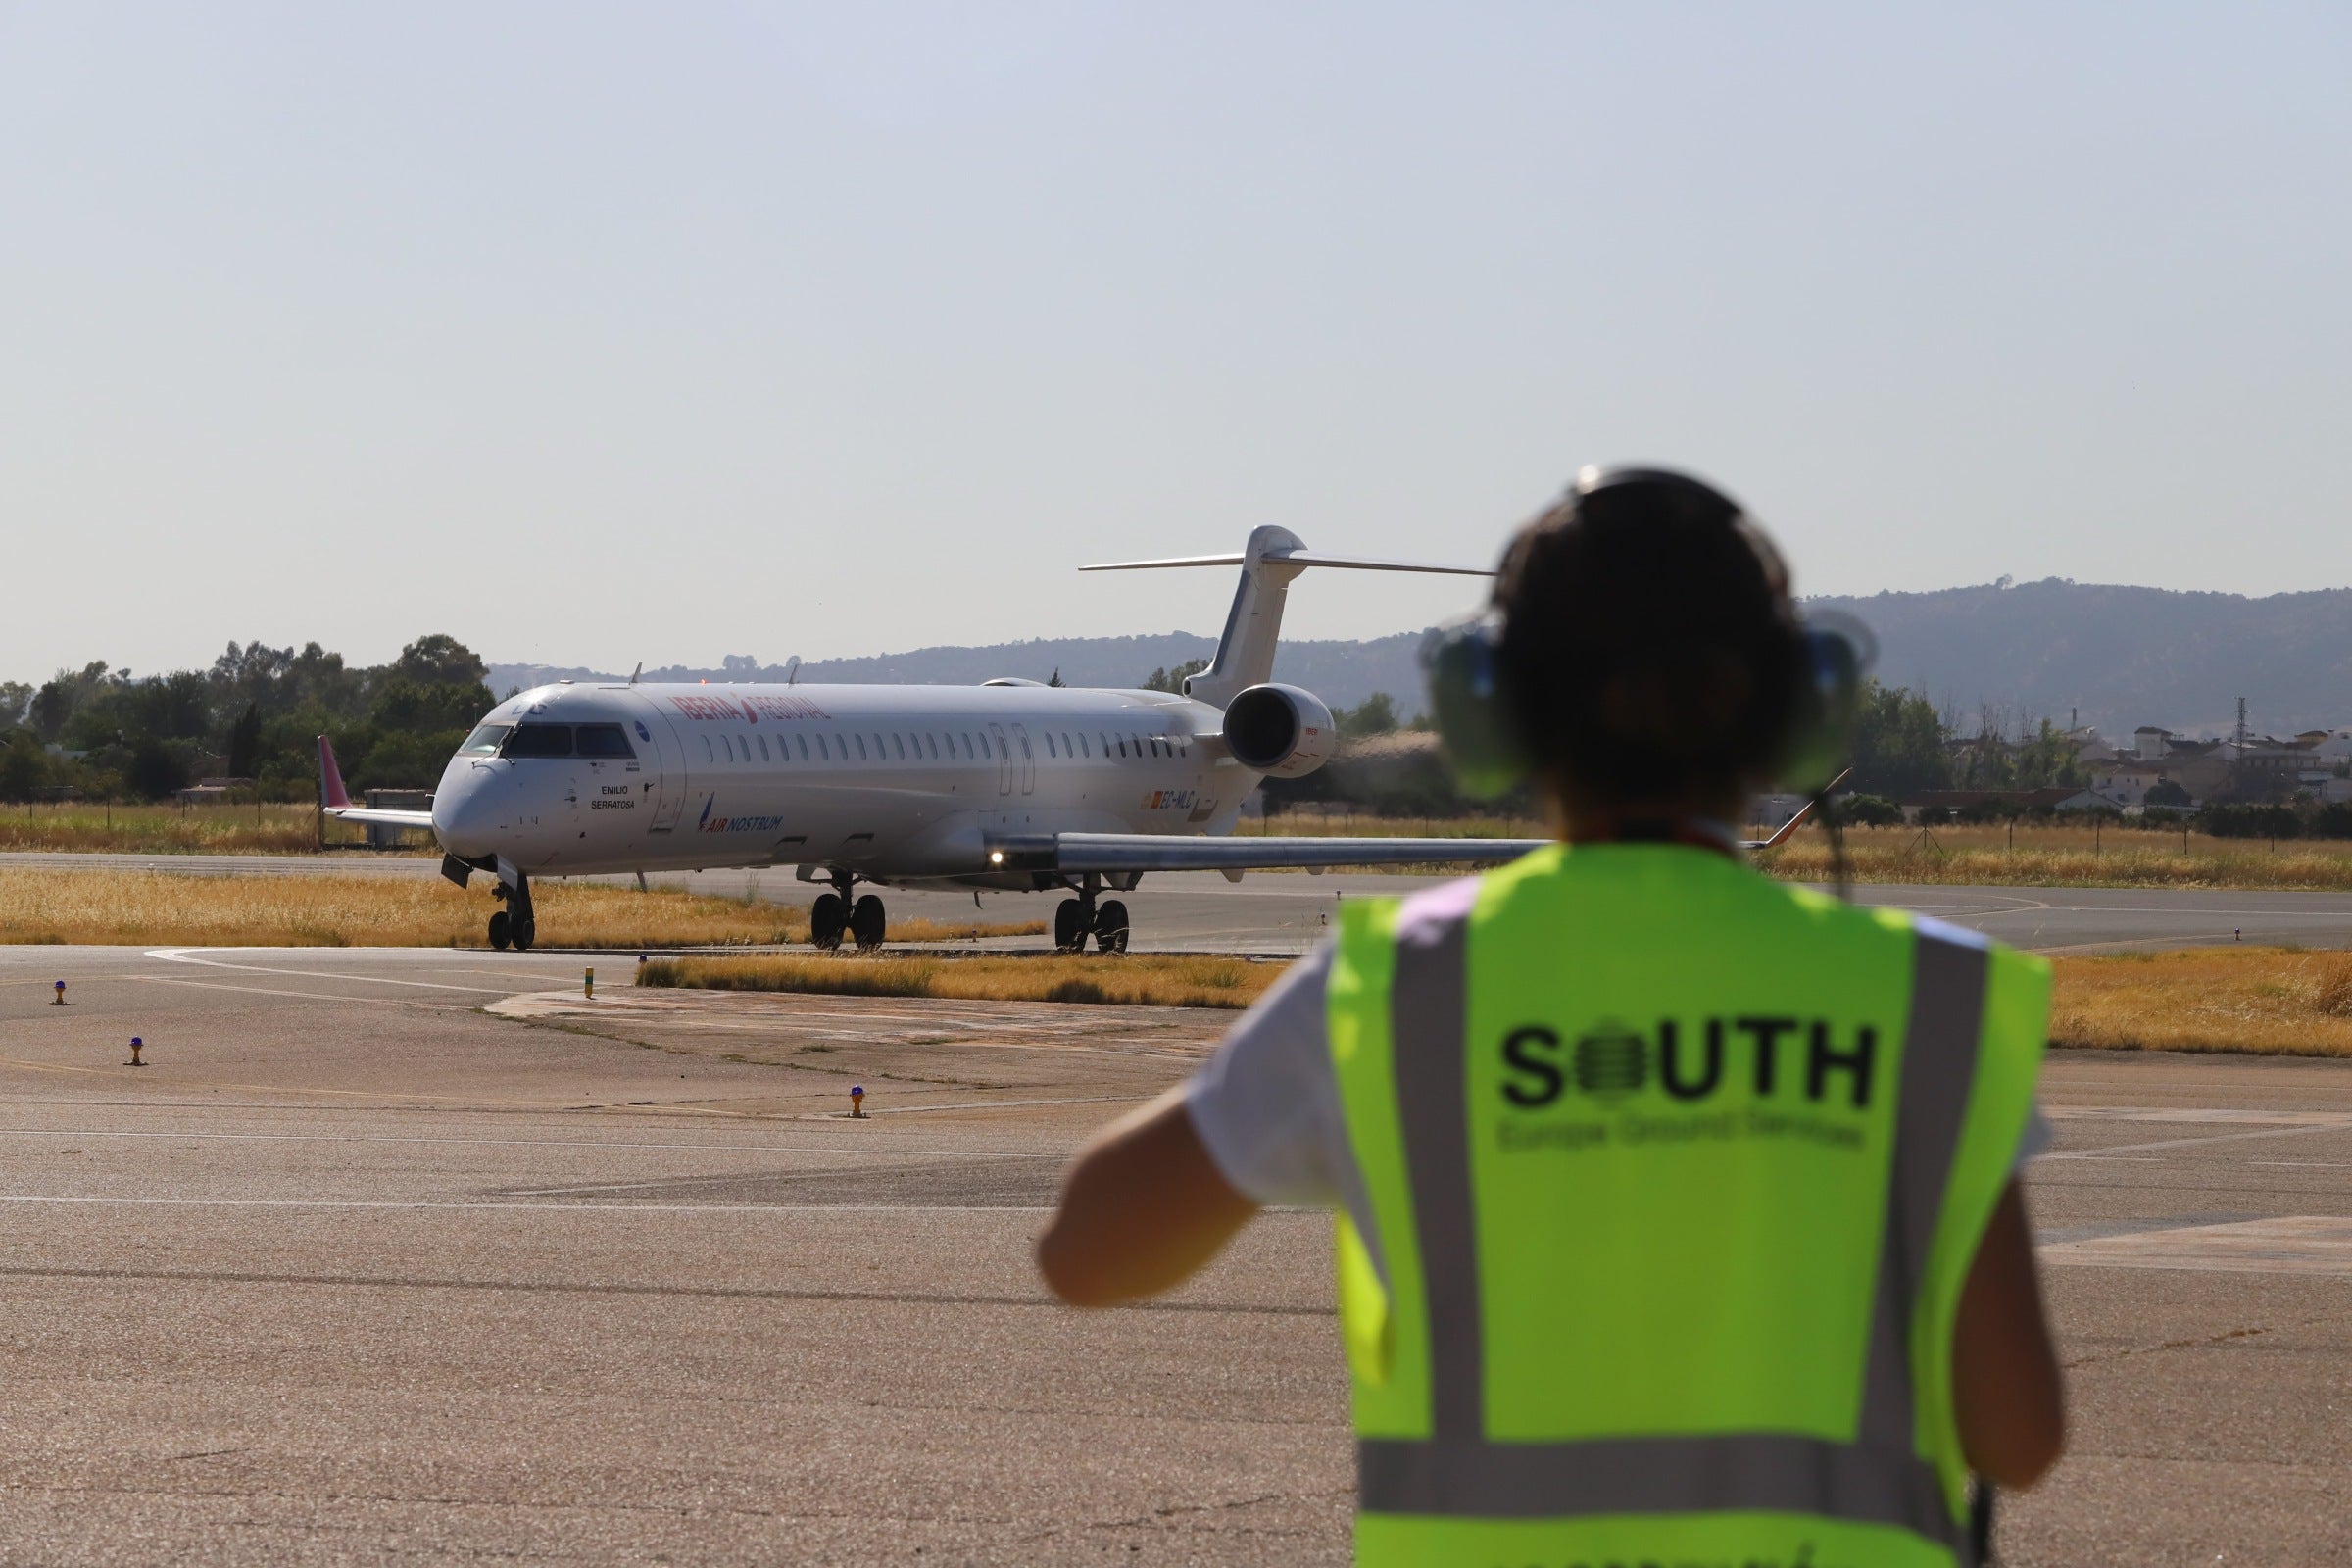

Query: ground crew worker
1038 466 2064 1566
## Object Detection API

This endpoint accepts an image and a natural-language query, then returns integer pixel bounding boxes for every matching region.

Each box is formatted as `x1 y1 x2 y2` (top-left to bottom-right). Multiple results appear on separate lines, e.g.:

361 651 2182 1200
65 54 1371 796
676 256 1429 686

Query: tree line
0 635 495 803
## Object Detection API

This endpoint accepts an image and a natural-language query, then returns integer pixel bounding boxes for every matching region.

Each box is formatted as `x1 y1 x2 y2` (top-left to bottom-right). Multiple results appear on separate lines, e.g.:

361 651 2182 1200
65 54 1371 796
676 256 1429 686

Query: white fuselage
430 681 1253 887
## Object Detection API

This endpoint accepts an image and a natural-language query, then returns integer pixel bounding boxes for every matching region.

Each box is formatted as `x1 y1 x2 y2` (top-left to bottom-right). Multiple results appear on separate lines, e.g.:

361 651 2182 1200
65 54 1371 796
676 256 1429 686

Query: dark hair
1491 467 1804 805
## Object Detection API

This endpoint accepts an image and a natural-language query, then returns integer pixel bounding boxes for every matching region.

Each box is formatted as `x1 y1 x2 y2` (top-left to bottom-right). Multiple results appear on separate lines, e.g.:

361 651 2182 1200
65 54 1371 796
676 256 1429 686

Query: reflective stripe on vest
1328 850 2045 1565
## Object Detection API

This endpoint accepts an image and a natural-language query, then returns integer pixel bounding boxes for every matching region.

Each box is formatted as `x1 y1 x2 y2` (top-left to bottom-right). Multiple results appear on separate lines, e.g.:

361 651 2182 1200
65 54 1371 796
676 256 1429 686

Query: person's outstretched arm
1037 1088 1259 1307
1953 1179 2066 1488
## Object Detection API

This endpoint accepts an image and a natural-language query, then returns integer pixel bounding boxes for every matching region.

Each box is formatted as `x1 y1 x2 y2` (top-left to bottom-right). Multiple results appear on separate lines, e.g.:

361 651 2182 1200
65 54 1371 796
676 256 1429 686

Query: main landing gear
810 871 886 952
1054 874 1129 955
488 873 536 953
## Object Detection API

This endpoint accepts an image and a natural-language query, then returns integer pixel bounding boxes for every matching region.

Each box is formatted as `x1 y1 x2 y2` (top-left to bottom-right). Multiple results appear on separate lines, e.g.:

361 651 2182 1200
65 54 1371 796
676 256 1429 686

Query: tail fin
1082 528 1490 710
317 734 353 809
1743 770 1854 850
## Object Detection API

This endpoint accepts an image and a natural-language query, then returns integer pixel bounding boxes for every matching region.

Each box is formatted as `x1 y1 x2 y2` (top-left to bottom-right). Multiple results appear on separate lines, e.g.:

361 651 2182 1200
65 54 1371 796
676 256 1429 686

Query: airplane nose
432 763 503 858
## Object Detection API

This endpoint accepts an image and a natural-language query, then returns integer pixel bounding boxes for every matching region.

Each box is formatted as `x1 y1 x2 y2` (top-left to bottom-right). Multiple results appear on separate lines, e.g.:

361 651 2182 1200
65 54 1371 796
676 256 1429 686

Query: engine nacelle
1222 683 1338 779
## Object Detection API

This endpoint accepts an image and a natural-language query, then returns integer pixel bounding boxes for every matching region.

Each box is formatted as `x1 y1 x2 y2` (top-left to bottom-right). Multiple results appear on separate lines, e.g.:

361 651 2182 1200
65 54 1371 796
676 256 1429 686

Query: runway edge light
53 980 65 1005
850 1085 866 1119
126 1037 145 1068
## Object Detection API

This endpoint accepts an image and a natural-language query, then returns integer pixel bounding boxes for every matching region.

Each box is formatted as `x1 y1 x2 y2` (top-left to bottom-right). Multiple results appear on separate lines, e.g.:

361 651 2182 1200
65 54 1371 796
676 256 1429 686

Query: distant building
1898 787 2106 822
173 776 258 804
2087 762 2181 809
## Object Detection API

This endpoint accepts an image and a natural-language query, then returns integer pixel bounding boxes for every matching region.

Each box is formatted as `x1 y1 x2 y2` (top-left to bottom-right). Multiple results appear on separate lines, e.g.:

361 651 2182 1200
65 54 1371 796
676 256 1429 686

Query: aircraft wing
1022 784 1836 875
316 735 438 831
1048 833 1548 873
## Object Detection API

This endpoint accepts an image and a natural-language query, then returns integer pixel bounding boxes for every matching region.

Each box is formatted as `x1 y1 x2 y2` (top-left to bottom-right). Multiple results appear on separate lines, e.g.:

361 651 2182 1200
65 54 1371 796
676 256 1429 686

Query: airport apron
1326 845 2047 1567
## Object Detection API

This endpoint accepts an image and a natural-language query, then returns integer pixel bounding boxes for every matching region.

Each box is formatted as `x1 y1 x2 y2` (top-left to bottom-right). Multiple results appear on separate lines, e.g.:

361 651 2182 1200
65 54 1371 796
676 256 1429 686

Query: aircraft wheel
488 910 512 952
1094 899 1130 955
512 915 536 953
1053 898 1086 953
811 893 847 951
851 894 887 951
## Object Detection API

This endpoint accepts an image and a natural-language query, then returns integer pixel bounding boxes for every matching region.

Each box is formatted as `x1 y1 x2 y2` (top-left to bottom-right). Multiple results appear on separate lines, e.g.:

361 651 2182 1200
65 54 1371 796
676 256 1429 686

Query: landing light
990 851 1005 864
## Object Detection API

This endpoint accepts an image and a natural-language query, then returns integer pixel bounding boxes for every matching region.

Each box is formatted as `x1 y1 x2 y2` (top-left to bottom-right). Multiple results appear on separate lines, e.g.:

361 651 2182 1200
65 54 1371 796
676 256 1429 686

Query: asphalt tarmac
7 941 2352 1562
12 850 2352 955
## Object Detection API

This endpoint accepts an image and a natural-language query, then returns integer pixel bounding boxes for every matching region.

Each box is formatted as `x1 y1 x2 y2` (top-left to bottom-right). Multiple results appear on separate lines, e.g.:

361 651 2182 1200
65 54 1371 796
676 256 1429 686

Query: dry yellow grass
639 952 1283 1008
14 802 2352 894
0 802 398 855
2051 947 2352 1057
1762 824 2352 892
0 869 1040 949
1243 814 2352 891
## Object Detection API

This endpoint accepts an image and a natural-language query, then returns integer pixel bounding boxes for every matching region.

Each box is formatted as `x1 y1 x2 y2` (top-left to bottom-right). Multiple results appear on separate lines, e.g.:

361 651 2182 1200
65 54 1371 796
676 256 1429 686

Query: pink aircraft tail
317 734 352 809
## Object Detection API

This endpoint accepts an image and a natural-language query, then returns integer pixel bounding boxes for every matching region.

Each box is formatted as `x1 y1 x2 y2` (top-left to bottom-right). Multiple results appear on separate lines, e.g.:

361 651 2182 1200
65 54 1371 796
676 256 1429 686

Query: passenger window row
681 726 1189 766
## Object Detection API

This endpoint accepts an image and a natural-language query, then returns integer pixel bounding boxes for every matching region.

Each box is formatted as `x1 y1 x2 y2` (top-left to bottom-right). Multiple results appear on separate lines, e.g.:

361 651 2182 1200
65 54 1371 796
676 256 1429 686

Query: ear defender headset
1423 465 1873 802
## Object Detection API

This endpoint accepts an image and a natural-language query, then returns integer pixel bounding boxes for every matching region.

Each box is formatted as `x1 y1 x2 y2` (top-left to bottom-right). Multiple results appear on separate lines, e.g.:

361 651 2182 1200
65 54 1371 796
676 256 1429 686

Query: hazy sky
4 4 2346 683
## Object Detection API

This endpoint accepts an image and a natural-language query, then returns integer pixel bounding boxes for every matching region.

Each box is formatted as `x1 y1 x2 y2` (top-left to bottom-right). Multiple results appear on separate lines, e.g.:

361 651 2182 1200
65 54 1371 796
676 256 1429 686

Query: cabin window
871 733 885 758
701 736 714 762
459 722 514 756
1044 733 1056 758
855 734 868 760
737 735 752 762
1061 732 1073 756
816 734 829 760
502 724 573 758
796 735 809 761
574 724 634 759
1116 737 1126 758
757 734 771 761
961 733 975 759
893 734 906 760
1018 733 1032 759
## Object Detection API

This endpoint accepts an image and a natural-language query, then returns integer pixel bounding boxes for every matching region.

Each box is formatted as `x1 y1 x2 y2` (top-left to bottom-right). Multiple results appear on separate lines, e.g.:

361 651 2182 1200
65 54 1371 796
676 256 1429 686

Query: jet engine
1222 683 1338 779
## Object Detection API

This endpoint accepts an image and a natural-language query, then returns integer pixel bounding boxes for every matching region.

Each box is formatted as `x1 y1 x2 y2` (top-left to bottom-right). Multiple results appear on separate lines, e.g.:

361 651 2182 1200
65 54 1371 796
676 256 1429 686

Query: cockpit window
502 724 574 758
574 723 635 758
460 722 514 756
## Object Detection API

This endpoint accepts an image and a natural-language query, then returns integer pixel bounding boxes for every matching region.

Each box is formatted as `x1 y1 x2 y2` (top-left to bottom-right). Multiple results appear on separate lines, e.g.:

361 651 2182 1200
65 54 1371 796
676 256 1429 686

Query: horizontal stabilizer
1081 550 1490 576
325 806 437 830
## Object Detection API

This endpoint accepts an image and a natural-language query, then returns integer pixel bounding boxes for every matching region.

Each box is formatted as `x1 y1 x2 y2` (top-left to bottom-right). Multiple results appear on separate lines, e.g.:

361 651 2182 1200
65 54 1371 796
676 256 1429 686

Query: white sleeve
1184 944 1351 1210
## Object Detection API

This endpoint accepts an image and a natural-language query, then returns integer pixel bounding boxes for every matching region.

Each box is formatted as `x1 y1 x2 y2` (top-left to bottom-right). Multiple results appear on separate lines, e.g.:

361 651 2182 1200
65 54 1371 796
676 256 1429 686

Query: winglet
318 734 352 809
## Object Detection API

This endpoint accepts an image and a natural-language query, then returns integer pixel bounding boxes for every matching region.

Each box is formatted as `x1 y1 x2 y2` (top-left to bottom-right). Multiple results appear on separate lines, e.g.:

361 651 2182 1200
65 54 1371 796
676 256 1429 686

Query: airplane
318 526 1827 953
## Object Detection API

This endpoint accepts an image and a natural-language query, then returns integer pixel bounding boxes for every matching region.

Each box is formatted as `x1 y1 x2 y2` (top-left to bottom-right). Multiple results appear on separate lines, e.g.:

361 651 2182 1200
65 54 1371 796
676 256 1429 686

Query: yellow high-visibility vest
1328 844 2047 1567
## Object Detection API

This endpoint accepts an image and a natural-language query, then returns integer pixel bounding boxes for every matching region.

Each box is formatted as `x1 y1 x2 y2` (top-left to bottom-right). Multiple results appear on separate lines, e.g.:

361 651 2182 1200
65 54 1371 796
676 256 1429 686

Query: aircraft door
988 722 1012 795
1010 723 1036 795
622 697 689 832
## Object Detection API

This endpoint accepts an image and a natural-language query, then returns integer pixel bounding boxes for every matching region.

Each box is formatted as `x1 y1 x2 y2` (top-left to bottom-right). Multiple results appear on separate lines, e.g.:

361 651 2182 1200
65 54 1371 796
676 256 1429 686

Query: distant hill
1811 579 2352 737
489 579 2352 741
488 629 1435 717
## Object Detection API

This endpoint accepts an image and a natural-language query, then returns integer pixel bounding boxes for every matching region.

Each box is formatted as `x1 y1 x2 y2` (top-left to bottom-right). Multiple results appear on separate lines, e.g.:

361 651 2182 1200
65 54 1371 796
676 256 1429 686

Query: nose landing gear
488 873 536 952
